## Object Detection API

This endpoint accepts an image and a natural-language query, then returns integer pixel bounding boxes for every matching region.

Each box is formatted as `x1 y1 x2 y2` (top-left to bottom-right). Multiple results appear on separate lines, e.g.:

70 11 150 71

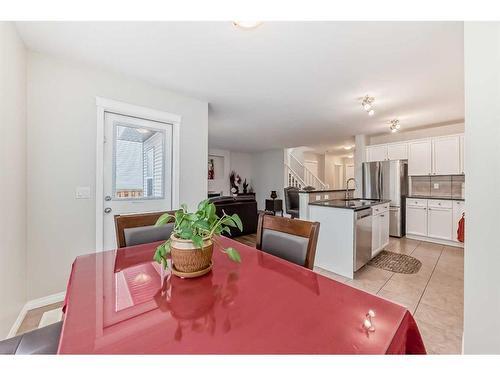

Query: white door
406 206 428 236
387 143 408 160
367 145 388 162
102 112 173 250
408 139 432 176
432 135 460 175
428 207 453 240
345 164 354 181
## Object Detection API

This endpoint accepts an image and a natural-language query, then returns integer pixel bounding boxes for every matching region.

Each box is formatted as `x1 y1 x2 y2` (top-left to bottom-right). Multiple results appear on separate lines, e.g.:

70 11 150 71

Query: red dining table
57 236 426 354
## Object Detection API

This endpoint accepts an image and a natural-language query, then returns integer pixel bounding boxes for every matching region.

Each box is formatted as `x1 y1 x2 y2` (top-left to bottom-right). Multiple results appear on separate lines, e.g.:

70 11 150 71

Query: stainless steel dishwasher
354 208 373 271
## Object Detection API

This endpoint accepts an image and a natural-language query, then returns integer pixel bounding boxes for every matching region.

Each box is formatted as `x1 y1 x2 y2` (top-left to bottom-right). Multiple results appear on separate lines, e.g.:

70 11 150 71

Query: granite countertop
407 196 465 201
309 199 391 211
298 188 354 194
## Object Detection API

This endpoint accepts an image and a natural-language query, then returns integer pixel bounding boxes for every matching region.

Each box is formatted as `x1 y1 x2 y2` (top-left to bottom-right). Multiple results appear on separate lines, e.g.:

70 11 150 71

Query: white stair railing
286 153 329 190
284 164 306 190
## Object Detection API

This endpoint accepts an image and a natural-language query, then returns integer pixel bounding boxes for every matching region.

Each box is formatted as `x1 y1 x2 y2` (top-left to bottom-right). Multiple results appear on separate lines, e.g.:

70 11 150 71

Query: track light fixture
361 96 375 116
389 119 401 133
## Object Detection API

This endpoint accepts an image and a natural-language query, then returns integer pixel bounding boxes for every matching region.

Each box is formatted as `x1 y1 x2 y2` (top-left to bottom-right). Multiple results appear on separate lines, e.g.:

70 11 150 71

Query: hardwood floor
233 233 257 247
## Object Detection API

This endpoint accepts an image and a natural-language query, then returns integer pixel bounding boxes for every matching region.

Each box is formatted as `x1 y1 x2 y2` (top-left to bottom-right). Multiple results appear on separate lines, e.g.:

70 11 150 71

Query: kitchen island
307 199 391 279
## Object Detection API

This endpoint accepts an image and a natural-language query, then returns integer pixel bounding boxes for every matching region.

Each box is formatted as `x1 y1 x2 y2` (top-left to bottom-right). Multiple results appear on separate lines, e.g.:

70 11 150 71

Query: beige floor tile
415 302 463 335
314 267 348 283
420 283 463 315
346 265 393 294
411 243 443 261
377 288 419 314
415 318 462 354
387 237 420 254
380 277 426 299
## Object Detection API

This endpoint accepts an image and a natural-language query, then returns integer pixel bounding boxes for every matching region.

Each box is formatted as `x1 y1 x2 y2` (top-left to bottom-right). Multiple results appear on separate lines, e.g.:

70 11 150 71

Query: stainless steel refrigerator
362 160 408 237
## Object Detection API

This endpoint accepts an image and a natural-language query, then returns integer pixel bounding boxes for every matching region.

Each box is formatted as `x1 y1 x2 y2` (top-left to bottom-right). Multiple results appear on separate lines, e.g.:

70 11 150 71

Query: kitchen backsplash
410 175 465 199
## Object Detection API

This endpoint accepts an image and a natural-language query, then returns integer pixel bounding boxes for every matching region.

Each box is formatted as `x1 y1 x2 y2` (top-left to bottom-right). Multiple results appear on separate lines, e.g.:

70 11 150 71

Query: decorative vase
170 234 213 276
270 190 277 200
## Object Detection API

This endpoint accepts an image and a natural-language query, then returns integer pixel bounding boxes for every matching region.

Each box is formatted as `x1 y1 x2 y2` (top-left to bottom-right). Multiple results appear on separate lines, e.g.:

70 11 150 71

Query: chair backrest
114 211 176 248
256 213 320 269
284 186 300 212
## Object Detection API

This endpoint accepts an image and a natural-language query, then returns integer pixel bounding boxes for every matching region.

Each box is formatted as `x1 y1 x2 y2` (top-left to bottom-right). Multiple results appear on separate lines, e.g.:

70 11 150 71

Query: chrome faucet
345 178 357 200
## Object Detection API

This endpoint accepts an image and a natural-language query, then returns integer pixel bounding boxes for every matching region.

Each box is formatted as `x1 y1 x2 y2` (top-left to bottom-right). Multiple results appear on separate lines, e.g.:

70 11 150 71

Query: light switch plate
433 183 439 189
76 186 91 199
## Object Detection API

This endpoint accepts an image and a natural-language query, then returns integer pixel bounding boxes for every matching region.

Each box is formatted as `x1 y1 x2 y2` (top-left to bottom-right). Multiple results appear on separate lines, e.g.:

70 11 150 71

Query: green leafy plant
153 200 243 269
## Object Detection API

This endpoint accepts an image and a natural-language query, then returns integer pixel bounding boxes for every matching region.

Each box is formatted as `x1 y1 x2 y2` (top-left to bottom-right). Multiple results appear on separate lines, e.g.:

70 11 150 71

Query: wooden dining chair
255 213 320 270
114 211 176 248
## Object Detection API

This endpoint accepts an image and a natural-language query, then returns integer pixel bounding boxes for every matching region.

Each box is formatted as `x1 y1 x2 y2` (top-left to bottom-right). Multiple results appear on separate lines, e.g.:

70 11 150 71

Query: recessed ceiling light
347 154 354 159
343 145 353 150
232 21 262 29
368 109 375 116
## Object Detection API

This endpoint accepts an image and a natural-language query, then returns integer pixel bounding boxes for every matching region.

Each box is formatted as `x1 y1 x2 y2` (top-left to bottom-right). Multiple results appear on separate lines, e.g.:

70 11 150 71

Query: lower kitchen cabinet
427 207 453 240
372 204 390 257
406 201 428 237
406 198 464 247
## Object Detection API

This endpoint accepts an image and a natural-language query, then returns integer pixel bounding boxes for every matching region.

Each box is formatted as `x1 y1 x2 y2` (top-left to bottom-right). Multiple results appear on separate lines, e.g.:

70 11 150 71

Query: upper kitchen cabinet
408 139 432 176
366 145 388 162
387 142 408 160
432 135 461 175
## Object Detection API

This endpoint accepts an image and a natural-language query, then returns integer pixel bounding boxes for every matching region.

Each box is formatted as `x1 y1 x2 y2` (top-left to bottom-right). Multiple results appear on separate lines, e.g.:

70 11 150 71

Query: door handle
104 207 112 214
104 195 112 201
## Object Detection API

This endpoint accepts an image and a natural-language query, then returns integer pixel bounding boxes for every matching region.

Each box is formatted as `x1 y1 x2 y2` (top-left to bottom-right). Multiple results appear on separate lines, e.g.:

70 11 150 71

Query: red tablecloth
58 236 425 354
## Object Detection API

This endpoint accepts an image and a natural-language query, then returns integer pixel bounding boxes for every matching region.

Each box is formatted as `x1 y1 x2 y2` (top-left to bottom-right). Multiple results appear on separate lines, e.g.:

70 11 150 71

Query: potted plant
153 199 242 277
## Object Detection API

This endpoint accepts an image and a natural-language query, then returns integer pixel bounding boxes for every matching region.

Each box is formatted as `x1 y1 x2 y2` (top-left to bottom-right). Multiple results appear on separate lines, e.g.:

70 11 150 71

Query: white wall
251 150 285 210
26 51 208 300
230 151 254 192
0 22 27 338
208 148 230 196
463 22 500 354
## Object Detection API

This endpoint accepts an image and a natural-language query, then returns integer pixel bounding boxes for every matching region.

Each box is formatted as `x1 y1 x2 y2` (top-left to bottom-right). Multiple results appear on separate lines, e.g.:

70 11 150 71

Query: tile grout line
375 240 421 295
413 245 445 316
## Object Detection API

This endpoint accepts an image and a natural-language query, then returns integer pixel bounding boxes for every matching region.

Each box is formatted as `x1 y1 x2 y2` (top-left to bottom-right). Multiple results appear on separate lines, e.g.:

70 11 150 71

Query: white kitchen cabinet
427 205 453 240
459 134 465 174
406 201 428 236
387 142 408 160
432 135 461 175
408 139 432 176
453 200 465 242
371 204 390 257
366 145 388 162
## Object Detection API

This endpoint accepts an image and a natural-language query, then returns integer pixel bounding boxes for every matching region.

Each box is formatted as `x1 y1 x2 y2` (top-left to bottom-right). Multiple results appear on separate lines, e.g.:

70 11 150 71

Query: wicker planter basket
170 234 213 274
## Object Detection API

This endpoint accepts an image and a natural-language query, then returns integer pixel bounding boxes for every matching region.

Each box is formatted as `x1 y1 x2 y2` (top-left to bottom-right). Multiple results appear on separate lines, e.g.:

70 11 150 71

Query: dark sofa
209 196 258 237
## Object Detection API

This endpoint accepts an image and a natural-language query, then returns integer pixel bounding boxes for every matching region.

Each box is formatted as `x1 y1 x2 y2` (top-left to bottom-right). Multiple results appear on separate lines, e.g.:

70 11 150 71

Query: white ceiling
16 21 464 152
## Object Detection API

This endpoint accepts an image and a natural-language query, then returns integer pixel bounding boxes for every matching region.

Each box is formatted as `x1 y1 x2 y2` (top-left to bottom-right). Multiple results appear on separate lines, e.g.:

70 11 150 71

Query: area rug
368 250 422 274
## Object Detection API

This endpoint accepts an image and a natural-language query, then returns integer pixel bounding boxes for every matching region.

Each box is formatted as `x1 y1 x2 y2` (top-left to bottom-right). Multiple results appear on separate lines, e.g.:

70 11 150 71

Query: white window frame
95 97 181 251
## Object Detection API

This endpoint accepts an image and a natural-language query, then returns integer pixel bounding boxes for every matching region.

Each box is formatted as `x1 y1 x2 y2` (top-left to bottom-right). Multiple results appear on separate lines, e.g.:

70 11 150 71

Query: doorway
96 98 180 251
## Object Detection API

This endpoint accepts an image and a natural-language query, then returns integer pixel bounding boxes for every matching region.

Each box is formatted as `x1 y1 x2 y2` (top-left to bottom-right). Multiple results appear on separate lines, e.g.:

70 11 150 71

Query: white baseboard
406 234 464 248
7 291 65 339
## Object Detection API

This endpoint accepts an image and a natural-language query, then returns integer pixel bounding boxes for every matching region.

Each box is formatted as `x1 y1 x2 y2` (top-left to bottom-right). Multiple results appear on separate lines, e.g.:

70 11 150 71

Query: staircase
284 153 329 190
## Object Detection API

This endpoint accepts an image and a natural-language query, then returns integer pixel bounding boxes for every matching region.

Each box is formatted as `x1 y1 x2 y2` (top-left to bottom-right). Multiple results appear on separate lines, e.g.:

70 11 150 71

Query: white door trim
95 97 181 252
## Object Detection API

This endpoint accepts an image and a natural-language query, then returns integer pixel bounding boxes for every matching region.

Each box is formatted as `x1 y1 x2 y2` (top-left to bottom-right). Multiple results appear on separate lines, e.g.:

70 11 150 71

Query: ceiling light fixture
389 119 401 133
361 95 375 116
343 145 353 150
232 21 262 29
